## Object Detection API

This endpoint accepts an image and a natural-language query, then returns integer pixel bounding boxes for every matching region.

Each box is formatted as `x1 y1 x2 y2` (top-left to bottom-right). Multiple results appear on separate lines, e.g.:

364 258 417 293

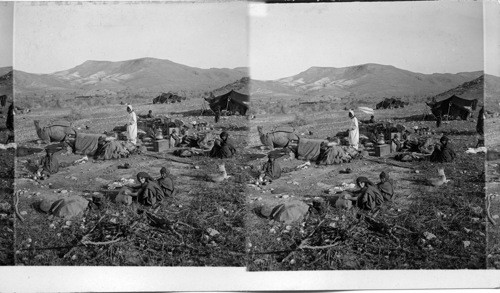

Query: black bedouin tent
426 95 478 121
206 90 249 116
153 92 187 104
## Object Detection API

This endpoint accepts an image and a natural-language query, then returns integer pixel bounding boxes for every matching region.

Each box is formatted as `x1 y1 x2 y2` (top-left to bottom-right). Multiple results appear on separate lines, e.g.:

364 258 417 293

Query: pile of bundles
317 143 360 165
393 137 435 162
294 138 360 165
70 132 142 161
360 122 406 144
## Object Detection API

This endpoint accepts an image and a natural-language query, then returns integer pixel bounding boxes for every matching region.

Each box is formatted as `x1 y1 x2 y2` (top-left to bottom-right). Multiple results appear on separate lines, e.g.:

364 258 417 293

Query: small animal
209 164 230 183
427 168 450 187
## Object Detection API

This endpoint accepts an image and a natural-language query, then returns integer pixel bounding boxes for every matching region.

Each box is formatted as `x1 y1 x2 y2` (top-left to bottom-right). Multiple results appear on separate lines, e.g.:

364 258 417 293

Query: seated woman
258 155 282 184
209 131 237 159
344 177 384 211
157 167 175 197
430 136 456 163
377 171 394 202
133 172 165 206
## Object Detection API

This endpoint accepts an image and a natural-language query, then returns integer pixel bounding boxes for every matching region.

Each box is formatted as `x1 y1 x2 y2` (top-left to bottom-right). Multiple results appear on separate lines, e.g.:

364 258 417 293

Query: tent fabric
297 138 327 161
269 201 310 224
39 196 89 219
434 95 478 110
428 95 478 121
74 133 105 155
153 93 186 104
207 90 249 116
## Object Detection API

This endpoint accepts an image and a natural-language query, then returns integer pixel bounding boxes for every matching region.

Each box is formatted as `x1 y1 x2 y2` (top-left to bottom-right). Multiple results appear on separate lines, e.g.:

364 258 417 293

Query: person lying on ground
129 172 165 206
377 171 394 202
429 135 456 163
157 167 175 197
343 177 384 211
258 155 282 184
209 131 237 159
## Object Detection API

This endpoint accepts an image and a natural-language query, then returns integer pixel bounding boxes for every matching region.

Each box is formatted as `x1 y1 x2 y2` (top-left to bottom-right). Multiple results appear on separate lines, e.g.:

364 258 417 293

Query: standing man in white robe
348 109 359 150
126 104 137 145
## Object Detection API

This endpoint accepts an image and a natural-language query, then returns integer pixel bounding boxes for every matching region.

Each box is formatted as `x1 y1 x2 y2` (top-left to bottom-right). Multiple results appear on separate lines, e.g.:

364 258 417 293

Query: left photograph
0 2 14 266
13 1 250 266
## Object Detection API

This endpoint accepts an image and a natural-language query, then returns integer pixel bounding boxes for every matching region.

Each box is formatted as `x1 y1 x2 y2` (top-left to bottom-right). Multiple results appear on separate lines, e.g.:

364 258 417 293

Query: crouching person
157 167 175 197
258 155 282 185
134 172 165 206
209 131 237 159
343 177 384 211
36 149 59 180
377 171 394 202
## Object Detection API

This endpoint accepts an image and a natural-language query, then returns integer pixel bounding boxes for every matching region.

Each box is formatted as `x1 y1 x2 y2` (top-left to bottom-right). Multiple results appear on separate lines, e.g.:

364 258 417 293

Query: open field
14 97 250 266
246 96 486 270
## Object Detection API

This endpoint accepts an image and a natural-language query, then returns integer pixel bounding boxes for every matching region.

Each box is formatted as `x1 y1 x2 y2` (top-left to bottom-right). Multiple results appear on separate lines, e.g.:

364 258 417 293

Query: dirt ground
246 100 486 270
0 148 14 265
486 116 500 269
14 99 250 266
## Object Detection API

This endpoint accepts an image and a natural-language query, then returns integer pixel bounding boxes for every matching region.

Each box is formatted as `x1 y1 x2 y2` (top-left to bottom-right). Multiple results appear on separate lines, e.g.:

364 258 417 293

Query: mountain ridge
15 58 248 96
252 63 484 99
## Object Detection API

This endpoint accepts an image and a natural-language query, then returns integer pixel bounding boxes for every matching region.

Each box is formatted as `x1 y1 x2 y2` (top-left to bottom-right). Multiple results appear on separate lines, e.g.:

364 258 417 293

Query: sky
0 2 13 68
14 1 248 74
484 1 500 77
249 1 485 80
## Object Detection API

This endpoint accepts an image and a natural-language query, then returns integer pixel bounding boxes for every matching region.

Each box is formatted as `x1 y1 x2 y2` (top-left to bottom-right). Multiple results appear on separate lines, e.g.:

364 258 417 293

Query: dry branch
487 194 497 226
81 238 122 246
14 191 24 223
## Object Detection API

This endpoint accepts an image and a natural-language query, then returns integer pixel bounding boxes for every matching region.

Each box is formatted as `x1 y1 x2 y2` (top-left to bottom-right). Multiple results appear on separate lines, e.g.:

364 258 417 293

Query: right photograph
246 1 492 270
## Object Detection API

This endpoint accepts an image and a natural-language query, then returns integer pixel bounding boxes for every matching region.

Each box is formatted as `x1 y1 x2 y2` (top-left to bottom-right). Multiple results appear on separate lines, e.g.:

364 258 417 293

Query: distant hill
0 67 12 77
14 58 248 97
251 63 483 99
432 75 485 103
0 68 13 97
485 74 500 113
211 77 249 97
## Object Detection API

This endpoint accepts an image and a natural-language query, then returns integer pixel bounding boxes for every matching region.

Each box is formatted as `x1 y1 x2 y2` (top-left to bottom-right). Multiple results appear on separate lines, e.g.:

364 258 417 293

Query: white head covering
348 109 354 116
127 104 133 111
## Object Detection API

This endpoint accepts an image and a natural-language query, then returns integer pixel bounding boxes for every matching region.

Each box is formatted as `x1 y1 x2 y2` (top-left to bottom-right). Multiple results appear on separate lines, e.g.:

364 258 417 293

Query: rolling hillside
14 58 248 96
251 63 483 99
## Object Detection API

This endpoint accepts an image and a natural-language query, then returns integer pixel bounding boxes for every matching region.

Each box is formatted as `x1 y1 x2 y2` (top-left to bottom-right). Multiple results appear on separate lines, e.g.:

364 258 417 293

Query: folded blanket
297 138 327 161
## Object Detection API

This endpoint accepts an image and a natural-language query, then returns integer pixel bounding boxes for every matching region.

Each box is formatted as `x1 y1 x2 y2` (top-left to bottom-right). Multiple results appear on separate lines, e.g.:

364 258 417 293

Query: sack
115 187 133 205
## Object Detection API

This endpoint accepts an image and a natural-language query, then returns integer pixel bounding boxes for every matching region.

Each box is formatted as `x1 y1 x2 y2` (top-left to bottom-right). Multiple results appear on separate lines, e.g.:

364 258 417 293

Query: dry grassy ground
0 148 14 265
486 116 500 269
14 98 250 266
246 97 485 270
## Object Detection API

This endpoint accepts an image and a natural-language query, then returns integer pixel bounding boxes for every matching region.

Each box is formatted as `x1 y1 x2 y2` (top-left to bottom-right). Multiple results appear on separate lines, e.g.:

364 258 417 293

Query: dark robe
157 176 175 197
262 160 282 180
430 143 456 163
210 137 237 159
6 104 14 132
41 153 59 175
356 185 384 211
377 180 394 202
477 107 484 136
138 180 165 206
